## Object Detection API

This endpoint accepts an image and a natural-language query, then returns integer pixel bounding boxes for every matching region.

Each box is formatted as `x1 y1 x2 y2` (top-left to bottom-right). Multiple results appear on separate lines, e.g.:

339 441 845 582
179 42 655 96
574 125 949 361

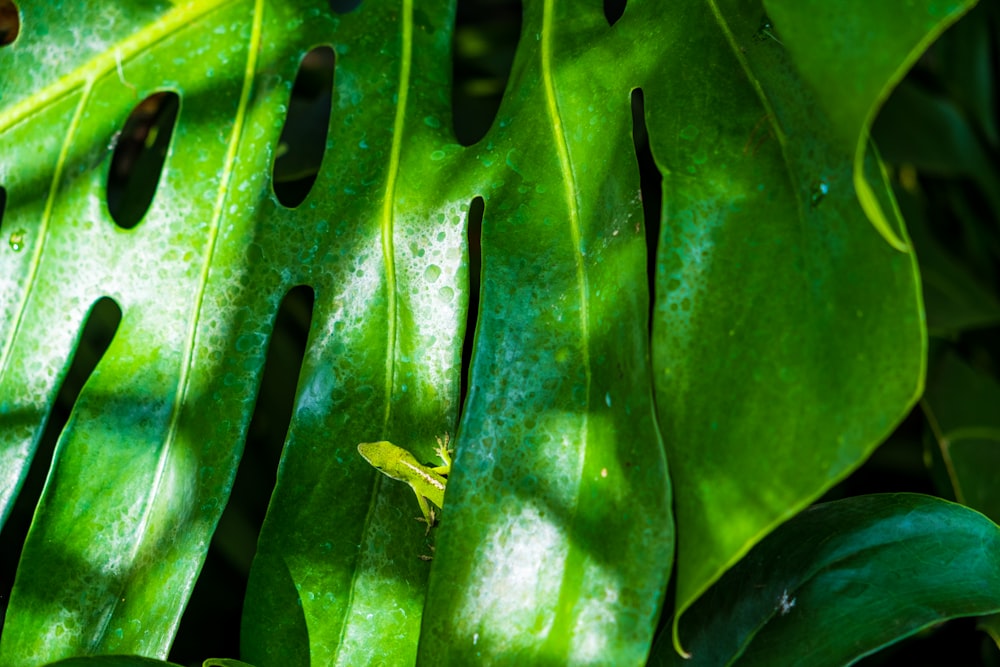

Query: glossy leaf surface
418 3 670 664
764 0 976 249
650 493 1000 666
45 658 183 667
0 0 957 665
649 0 961 649
0 1 669 665
922 338 1000 649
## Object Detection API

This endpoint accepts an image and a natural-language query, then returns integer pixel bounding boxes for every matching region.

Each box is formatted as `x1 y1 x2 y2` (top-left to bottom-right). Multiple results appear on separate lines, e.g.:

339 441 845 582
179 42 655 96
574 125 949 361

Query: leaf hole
106 91 180 230
460 196 484 415
0 0 18 46
328 0 362 13
452 0 522 146
169 285 314 663
603 0 626 26
630 88 661 327
272 46 335 209
0 297 121 623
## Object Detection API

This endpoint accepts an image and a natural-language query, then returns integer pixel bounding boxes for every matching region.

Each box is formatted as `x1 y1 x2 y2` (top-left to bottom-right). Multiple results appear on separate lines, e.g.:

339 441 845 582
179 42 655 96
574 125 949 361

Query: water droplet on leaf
810 180 830 207
9 230 25 251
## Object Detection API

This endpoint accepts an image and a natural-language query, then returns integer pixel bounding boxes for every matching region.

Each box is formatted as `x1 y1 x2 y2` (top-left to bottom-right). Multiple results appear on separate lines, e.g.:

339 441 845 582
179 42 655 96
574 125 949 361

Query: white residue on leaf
777 589 796 615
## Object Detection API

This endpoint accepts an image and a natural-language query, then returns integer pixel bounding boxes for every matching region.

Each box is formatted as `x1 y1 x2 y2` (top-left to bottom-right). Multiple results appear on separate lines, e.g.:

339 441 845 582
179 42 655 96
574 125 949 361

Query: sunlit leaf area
1 0 1000 665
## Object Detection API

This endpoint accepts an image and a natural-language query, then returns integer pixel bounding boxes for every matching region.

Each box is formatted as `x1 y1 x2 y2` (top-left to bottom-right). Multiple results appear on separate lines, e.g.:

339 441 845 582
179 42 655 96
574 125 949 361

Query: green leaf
647 0 931 653
649 493 1000 666
922 352 1000 649
417 4 671 665
44 658 183 667
2 0 968 664
764 0 977 250
239 1 665 663
923 352 1000 525
1 1 280 662
898 190 1000 336
1 1 671 665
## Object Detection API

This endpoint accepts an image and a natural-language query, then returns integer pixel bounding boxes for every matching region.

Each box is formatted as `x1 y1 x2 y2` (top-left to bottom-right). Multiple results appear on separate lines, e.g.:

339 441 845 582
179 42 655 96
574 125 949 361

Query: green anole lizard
357 434 452 533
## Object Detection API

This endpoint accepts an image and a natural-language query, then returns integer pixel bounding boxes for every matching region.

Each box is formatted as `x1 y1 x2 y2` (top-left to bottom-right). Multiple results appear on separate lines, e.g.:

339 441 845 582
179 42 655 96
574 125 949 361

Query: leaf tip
671 615 692 660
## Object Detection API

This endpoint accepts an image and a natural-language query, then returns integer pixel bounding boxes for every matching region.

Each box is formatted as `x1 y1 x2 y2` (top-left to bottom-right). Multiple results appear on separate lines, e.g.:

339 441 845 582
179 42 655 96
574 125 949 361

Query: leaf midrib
538 0 592 655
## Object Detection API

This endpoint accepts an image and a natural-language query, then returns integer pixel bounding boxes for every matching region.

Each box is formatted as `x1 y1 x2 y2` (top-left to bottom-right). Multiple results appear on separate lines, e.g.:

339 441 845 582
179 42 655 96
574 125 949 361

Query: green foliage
1 0 998 666
652 494 1000 666
44 658 183 667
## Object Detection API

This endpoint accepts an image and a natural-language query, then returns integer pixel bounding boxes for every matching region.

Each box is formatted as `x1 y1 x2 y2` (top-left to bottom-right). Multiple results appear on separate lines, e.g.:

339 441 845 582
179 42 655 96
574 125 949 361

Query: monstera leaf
0 0 985 665
1 1 665 664
650 0 972 653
